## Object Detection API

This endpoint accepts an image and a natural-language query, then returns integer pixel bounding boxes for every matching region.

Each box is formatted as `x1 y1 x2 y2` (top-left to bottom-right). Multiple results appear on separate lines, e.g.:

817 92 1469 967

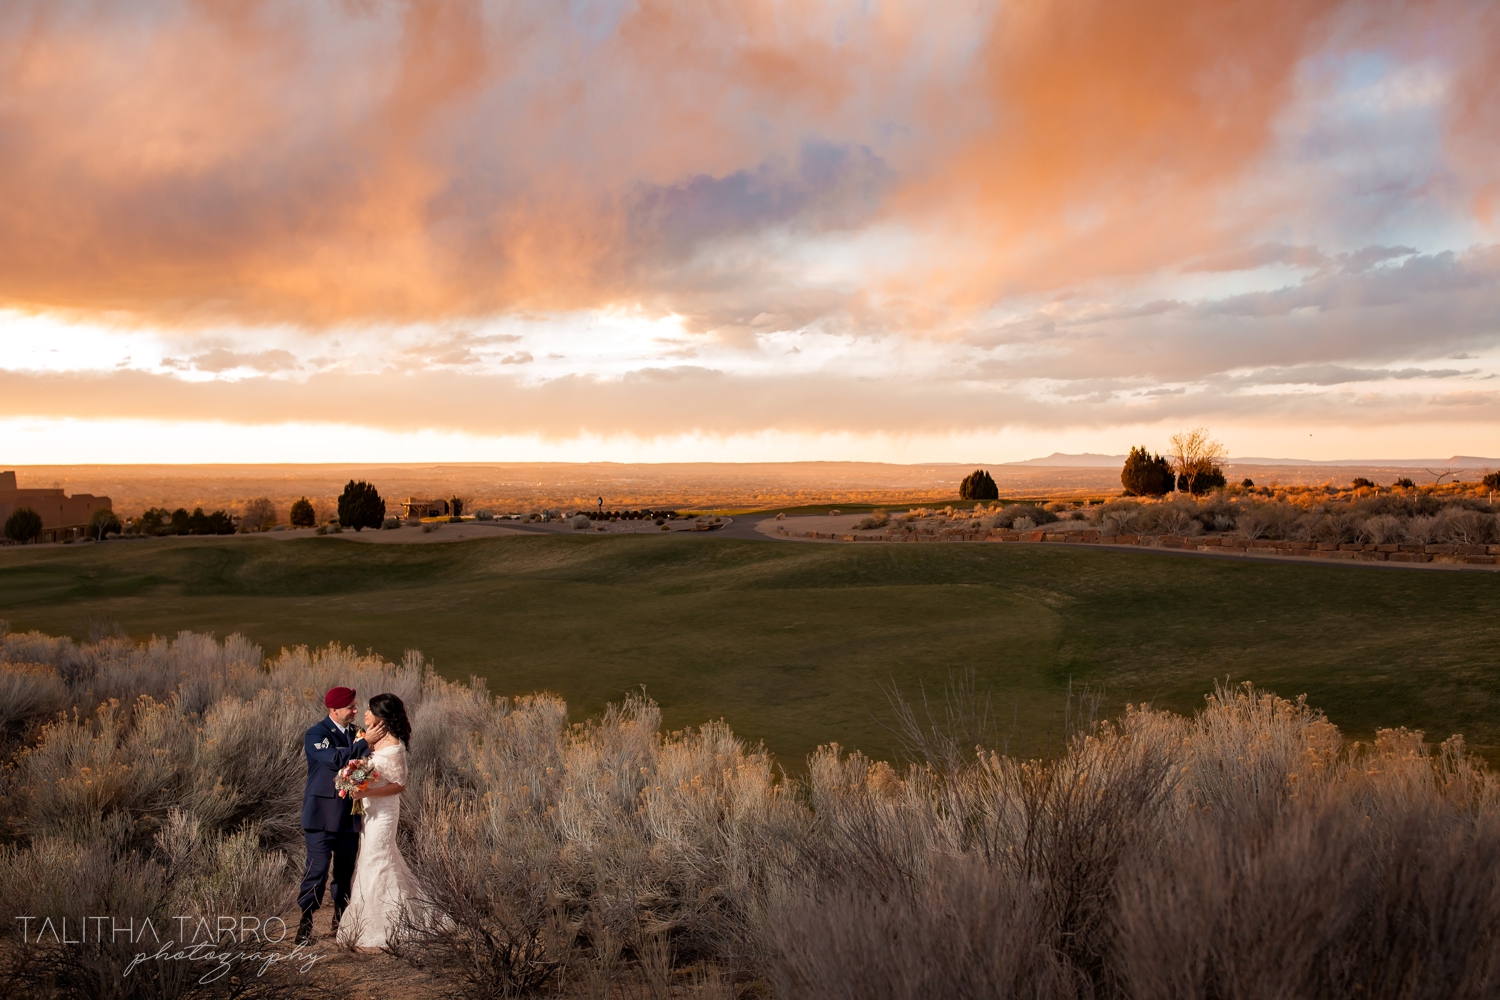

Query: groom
297 687 375 944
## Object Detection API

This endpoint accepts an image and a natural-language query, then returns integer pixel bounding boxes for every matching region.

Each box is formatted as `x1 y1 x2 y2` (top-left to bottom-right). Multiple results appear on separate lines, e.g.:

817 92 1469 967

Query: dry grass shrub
1360 513 1405 544
1440 506 1498 545
992 504 1057 529
3 628 1499 998
1082 486 1500 547
852 509 889 530
769 682 1500 1000
1138 500 1203 537
1088 500 1143 535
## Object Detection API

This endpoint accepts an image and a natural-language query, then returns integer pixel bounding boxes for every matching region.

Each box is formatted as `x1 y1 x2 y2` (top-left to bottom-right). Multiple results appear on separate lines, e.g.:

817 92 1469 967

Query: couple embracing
297 686 438 948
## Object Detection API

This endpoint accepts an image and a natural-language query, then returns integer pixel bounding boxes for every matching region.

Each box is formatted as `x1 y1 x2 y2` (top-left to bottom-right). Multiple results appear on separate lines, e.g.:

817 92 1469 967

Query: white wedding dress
337 742 442 949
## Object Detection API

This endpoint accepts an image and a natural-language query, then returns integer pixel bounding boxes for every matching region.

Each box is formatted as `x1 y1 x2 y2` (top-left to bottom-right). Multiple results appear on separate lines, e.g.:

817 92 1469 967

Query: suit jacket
301 716 370 833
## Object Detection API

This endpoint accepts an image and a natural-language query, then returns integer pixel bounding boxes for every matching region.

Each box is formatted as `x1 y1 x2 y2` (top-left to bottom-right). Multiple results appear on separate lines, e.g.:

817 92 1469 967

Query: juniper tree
1120 447 1173 496
958 469 998 501
338 480 386 531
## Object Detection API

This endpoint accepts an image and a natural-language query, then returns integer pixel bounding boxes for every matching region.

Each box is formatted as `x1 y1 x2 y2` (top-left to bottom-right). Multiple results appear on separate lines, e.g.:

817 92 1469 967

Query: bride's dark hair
368 692 412 747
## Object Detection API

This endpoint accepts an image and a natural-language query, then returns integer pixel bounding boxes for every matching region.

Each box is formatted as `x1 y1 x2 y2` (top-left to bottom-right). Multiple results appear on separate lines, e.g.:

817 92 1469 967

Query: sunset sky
3 0 1498 464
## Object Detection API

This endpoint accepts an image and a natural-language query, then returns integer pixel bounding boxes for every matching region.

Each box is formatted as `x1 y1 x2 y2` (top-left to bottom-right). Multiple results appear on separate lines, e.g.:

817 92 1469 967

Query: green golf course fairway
2 533 1498 764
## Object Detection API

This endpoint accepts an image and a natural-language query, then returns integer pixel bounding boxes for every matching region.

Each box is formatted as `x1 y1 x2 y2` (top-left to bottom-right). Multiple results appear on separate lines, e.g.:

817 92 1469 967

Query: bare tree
1424 467 1459 485
1168 428 1227 495
241 496 278 532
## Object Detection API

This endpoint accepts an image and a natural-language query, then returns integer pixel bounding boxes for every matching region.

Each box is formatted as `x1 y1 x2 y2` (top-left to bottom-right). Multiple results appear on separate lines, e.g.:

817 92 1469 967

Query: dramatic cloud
1 0 1497 461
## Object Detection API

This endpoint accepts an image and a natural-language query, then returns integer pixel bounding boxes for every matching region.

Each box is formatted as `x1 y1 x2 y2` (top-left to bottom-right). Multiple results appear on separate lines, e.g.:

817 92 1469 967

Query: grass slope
2 533 1499 763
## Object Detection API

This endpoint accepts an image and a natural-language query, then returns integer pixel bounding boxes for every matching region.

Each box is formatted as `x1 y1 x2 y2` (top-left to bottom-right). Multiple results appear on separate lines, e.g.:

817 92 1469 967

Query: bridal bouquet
336 757 379 816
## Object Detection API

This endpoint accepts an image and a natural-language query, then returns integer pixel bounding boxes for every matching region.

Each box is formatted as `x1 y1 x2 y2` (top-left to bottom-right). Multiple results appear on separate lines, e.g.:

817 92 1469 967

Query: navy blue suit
297 716 369 916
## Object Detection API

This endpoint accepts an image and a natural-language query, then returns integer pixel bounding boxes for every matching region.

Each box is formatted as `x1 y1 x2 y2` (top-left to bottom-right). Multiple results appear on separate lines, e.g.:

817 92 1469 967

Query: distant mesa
1006 453 1126 468
0 470 113 543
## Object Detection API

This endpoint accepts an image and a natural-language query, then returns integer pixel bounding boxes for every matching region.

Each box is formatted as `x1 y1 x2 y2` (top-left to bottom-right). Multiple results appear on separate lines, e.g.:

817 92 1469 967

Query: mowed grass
2 533 1499 764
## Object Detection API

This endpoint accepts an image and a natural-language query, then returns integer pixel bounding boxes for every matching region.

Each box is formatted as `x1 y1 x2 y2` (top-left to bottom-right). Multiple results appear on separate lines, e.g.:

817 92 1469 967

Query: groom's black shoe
296 909 314 945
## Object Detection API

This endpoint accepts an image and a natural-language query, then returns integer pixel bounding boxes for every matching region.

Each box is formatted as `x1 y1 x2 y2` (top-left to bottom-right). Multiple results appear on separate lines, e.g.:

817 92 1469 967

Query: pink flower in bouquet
336 757 380 814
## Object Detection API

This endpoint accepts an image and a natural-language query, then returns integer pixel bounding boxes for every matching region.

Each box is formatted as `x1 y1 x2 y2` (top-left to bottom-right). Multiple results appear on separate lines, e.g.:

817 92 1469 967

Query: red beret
324 687 357 709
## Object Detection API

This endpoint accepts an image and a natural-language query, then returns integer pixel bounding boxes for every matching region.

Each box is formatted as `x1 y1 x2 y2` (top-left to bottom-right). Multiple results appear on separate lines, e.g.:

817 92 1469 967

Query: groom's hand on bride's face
365 720 387 744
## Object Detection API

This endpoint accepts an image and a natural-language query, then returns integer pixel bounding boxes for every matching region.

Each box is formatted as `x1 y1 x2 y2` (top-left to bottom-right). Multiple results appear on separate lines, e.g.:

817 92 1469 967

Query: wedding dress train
336 742 443 949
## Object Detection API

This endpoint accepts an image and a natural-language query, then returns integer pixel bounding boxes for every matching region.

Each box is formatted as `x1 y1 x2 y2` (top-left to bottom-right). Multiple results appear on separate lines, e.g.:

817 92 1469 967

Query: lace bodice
369 742 407 788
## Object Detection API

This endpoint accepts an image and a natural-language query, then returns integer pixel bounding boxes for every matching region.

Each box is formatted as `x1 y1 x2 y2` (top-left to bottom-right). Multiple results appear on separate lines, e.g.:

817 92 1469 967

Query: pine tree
289 497 317 528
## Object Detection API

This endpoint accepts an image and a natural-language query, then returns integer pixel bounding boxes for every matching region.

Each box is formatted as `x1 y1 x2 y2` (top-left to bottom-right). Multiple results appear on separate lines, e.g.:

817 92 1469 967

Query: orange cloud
0 0 1487 331
888 0 1344 309
1448 2 1500 224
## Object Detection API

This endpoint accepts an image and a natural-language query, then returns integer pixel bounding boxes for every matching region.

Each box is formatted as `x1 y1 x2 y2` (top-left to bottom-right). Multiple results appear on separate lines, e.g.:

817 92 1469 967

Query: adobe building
400 496 463 519
0 471 113 543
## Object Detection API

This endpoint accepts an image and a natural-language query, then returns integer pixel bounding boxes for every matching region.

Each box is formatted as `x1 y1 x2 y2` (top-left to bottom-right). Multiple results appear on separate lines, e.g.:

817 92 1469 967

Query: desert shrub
1351 477 1375 489
1088 500 1141 534
1350 492 1416 519
1313 512 1359 544
1141 501 1202 536
854 510 889 530
994 504 1057 529
383 516 401 529
1407 514 1445 544
770 857 1065 1000
1237 507 1274 540
1440 507 1497 545
1395 477 1416 488
3 632 1500 999
0 663 70 745
772 681 1500 1000
475 509 494 520
1361 514 1405 545
1287 511 1321 542
1484 472 1500 491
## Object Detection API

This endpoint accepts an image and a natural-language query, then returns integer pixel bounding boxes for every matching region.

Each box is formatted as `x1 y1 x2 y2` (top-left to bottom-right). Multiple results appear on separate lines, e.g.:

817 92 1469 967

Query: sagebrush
1 625 1497 998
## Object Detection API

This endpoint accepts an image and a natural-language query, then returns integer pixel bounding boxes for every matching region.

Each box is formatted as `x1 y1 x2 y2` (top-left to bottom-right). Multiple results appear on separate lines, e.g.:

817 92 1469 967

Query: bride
338 692 442 949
